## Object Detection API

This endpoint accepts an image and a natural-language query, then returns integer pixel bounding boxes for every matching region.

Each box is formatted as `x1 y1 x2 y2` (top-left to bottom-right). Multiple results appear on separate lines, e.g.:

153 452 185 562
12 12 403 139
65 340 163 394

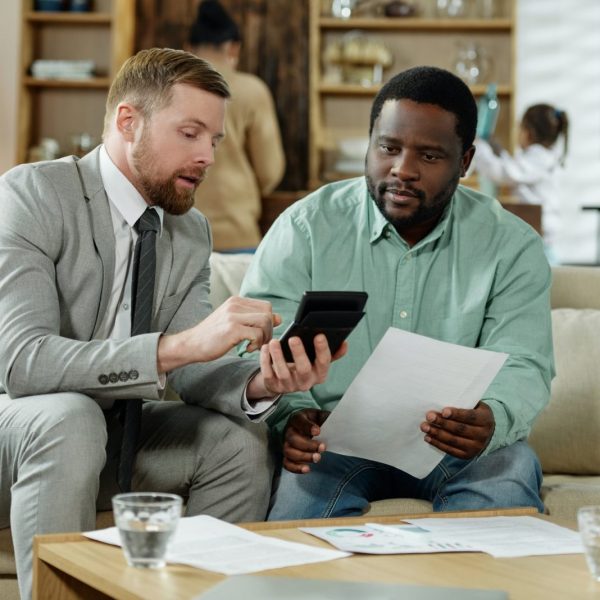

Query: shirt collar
368 192 391 244
99 144 164 233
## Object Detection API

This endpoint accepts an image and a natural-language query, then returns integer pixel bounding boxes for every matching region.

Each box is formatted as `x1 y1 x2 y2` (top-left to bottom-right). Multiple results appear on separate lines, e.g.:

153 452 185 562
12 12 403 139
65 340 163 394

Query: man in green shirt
241 66 554 519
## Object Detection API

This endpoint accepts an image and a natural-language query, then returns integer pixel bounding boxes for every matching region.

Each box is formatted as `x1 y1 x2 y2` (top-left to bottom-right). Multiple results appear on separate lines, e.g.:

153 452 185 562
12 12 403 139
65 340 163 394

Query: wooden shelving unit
17 0 135 164
308 0 516 188
24 76 112 88
25 11 113 24
318 83 513 96
318 17 513 30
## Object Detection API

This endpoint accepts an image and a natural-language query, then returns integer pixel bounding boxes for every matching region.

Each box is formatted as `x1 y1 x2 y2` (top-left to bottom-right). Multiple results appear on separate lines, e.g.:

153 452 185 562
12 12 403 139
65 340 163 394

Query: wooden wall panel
134 0 309 190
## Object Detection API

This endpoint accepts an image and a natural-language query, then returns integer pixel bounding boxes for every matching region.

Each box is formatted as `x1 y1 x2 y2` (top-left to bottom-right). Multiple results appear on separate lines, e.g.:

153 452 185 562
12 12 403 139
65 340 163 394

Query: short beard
366 172 460 234
132 127 202 216
136 175 196 216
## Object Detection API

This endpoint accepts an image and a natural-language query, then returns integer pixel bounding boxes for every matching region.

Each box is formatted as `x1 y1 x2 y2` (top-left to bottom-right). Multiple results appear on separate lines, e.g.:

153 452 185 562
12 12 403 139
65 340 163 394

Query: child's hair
521 103 569 165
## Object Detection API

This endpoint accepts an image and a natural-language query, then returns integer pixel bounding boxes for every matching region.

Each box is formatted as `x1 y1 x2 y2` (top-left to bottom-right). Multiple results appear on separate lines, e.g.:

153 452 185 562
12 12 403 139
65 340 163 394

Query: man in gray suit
0 48 340 599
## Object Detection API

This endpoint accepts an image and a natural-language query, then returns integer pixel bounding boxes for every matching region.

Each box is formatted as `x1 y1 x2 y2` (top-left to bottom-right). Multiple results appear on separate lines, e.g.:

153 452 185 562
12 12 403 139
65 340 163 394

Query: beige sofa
2 256 600 599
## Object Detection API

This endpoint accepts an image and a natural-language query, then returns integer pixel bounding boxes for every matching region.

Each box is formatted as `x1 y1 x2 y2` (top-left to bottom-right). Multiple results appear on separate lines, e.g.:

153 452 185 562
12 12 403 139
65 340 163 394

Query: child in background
472 104 569 264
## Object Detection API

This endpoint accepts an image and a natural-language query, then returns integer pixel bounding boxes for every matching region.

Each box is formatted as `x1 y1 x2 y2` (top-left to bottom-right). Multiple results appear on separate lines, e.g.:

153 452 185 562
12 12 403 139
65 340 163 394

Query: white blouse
472 140 563 244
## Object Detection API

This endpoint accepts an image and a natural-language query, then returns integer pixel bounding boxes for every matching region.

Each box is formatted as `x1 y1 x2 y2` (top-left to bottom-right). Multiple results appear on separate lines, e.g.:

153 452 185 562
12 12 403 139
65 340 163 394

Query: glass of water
578 505 600 580
112 492 183 569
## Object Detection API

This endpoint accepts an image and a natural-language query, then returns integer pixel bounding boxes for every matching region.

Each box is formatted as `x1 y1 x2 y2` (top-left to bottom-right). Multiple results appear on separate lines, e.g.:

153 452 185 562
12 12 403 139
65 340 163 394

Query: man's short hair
369 66 477 153
104 47 231 134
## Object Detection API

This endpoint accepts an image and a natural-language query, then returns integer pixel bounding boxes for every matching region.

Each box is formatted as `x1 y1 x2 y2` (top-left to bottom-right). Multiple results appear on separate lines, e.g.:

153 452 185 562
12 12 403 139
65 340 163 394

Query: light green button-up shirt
241 177 554 455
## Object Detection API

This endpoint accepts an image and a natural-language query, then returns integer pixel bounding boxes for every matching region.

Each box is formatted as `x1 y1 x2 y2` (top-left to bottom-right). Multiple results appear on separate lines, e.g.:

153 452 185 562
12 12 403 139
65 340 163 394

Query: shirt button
400 310 408 319
383 230 391 239
122 303 129 310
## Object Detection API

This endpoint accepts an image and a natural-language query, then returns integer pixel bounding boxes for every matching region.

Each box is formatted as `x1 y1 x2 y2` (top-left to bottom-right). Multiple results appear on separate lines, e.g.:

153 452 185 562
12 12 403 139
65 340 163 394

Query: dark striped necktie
117 207 160 492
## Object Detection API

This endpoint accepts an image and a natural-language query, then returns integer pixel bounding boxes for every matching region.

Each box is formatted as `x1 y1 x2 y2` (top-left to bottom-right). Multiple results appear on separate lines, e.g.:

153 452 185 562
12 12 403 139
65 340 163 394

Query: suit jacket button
108 372 119 383
128 369 139 380
118 371 129 382
98 374 109 385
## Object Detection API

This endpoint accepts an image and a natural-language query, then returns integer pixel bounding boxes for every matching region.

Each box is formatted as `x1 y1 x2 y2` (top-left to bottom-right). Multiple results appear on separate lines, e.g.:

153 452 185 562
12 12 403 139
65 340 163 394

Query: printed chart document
300 523 476 555
403 516 584 557
301 517 583 558
318 327 508 478
84 515 349 575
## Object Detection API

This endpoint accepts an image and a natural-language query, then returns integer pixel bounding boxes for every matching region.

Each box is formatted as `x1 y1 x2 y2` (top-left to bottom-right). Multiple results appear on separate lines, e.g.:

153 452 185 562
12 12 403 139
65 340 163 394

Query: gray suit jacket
0 147 260 418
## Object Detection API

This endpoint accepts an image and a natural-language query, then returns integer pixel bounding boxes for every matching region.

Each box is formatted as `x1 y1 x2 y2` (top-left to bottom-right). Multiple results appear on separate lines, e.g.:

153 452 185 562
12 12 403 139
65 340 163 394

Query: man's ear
115 103 139 141
460 145 476 177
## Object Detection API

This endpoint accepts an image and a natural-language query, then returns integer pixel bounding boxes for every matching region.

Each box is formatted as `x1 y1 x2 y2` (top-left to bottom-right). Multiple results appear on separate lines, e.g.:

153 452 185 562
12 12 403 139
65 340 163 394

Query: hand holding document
318 327 508 478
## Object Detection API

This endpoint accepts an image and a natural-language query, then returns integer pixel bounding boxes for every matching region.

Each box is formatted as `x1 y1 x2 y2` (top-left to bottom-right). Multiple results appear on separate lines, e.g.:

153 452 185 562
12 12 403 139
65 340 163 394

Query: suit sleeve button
118 371 129 382
108 372 119 383
128 370 139 380
98 374 109 385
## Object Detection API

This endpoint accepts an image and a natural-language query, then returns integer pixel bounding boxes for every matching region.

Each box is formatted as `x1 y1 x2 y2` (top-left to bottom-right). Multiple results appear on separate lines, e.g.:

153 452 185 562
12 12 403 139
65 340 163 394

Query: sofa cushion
0 528 15 575
364 498 433 516
0 510 113 576
209 252 254 308
529 309 600 475
541 474 600 521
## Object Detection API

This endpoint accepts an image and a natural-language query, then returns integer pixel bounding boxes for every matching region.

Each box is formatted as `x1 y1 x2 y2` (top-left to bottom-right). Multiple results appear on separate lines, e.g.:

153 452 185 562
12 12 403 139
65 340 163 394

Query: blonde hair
103 47 230 135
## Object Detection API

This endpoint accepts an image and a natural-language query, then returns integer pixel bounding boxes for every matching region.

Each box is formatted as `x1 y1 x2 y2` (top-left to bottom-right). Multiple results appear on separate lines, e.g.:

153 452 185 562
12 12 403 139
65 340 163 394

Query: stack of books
30 59 95 80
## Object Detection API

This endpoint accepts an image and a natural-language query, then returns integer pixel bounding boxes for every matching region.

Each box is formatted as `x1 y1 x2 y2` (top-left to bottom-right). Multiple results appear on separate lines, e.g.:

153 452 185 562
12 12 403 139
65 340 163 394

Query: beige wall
0 2 20 174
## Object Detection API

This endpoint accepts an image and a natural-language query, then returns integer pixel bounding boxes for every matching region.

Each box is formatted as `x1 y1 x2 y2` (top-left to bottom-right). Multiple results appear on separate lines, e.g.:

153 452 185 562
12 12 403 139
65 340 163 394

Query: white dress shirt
96 145 273 416
96 145 164 341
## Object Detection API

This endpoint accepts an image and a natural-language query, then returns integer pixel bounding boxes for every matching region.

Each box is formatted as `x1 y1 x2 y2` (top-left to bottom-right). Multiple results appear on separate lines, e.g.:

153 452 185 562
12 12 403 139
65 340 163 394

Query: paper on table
301 517 583 559
317 327 508 478
300 523 477 554
404 516 584 558
84 515 349 575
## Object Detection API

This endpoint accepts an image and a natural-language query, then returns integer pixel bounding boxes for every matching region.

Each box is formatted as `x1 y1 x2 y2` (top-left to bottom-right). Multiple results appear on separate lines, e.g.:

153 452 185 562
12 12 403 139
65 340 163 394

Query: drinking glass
331 0 356 19
578 505 600 580
436 0 466 18
453 41 491 84
112 493 182 569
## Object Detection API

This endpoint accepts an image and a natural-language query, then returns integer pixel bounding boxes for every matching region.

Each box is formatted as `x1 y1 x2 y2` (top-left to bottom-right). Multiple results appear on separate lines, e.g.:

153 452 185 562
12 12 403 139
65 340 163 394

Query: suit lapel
76 148 116 337
154 223 173 322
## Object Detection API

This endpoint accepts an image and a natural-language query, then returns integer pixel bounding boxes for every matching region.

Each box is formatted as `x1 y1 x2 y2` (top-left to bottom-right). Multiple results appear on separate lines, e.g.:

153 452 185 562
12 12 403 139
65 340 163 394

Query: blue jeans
267 440 544 520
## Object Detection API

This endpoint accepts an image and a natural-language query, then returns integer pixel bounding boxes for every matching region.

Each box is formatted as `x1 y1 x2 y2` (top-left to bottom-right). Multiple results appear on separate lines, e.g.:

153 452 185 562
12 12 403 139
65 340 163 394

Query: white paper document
318 327 508 478
404 516 584 557
300 523 477 555
84 515 350 575
302 517 583 558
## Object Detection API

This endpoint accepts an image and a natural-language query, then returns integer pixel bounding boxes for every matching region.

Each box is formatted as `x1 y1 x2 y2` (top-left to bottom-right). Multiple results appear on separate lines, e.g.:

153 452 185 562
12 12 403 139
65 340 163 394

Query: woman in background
188 0 285 252
472 103 569 264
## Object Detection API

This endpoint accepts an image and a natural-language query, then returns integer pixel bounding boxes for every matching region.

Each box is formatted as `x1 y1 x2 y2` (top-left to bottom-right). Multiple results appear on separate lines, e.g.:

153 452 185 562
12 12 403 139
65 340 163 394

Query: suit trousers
0 392 273 600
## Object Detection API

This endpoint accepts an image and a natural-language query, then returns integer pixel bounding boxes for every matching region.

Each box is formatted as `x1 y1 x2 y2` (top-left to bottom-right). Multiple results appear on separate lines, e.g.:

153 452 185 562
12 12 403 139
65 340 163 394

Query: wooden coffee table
33 508 597 600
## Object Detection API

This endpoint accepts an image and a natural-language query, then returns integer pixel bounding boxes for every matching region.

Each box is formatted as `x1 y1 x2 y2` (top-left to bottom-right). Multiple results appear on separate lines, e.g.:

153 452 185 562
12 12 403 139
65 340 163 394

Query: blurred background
1 0 599 263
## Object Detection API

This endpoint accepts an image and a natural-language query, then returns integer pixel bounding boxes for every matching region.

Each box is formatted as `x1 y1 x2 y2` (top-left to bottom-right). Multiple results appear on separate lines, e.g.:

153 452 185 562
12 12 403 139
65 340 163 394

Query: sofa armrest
551 266 600 309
